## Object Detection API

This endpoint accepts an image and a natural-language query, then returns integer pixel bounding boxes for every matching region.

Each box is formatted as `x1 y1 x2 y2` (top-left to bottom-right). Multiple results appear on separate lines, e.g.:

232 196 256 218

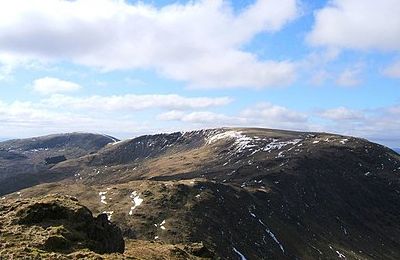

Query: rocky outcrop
0 195 214 259
1 195 124 255
87 213 125 254
44 155 67 165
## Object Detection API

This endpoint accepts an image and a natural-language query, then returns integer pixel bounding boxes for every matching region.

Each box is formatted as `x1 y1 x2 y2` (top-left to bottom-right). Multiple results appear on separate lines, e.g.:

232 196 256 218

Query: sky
0 0 399 147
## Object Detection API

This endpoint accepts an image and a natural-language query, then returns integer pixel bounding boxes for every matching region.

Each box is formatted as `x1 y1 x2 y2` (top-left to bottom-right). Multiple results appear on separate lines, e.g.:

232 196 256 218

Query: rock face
87 213 125 254
0 195 124 257
45 155 67 165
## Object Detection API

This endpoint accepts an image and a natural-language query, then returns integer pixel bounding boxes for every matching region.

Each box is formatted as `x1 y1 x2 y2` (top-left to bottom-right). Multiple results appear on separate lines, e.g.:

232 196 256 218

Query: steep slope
3 128 400 259
0 133 118 195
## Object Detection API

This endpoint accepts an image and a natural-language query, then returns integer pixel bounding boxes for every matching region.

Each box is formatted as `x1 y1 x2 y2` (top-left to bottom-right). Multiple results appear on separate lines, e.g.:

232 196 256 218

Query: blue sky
0 0 399 147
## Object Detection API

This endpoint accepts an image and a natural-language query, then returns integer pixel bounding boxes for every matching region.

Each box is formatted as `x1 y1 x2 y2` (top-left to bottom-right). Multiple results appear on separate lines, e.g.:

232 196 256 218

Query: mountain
394 148 400 154
0 133 118 195
1 128 400 259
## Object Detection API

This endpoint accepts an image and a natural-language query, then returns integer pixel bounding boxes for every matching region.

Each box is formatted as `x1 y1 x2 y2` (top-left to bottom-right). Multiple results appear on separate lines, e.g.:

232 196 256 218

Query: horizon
0 0 399 147
0 126 399 150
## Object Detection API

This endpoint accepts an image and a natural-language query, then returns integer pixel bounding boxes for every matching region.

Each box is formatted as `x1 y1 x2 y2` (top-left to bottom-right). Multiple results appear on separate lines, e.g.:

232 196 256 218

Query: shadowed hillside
0 133 118 195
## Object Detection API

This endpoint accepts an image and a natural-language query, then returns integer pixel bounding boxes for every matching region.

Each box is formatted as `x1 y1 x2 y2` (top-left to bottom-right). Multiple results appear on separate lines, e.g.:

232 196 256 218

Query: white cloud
157 110 186 121
182 111 233 123
308 0 400 51
383 61 400 79
43 94 232 111
0 91 234 138
157 103 400 147
336 65 363 87
1 97 400 147
0 99 148 138
301 48 340 86
124 77 147 87
32 77 81 95
157 110 235 124
0 53 31 81
309 69 330 86
319 107 364 121
158 102 308 130
0 95 233 139
316 105 400 147
240 102 308 123
0 100 51 122
0 0 299 88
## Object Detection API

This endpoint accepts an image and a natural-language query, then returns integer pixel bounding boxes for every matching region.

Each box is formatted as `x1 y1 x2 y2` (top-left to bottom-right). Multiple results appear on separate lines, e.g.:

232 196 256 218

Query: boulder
14 195 125 254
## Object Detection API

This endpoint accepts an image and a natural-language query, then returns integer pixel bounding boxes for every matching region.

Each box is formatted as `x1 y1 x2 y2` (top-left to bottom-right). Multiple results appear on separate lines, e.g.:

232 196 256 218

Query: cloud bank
32 77 82 95
308 0 400 51
0 0 299 88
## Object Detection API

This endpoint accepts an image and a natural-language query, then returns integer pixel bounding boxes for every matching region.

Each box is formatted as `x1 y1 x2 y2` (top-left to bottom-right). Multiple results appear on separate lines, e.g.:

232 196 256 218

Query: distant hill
1 128 400 259
0 132 118 195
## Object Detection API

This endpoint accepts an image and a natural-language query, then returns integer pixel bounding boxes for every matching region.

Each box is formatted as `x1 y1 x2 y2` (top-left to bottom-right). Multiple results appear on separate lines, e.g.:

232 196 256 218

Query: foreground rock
0 195 214 259
0 195 124 258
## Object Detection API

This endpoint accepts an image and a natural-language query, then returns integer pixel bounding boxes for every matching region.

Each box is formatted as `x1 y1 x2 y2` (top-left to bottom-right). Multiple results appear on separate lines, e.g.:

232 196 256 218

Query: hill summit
1 128 400 259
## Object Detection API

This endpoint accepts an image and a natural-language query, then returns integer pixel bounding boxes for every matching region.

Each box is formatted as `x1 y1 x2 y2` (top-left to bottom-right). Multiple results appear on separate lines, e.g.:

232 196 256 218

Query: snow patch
103 211 114 221
128 191 143 215
207 130 302 157
264 139 302 152
336 250 346 258
207 130 255 153
99 191 108 204
232 247 247 260
258 219 285 254
265 228 285 253
111 140 123 146
154 220 166 230
207 130 243 144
